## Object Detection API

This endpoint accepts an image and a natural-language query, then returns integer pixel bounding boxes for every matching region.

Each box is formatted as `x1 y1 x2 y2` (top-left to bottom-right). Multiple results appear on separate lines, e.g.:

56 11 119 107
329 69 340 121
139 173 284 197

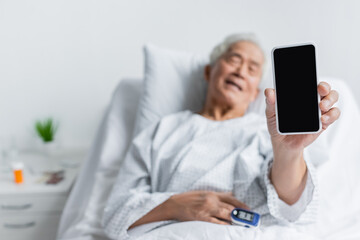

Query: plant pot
42 141 58 157
40 141 61 171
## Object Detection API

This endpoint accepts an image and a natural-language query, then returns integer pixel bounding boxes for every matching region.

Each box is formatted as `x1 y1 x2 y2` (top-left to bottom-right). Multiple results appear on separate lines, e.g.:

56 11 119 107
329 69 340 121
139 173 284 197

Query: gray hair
209 33 266 68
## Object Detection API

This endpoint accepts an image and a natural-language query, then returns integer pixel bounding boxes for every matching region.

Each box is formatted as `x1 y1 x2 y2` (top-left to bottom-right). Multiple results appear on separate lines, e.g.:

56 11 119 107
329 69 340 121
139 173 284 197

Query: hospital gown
102 110 318 240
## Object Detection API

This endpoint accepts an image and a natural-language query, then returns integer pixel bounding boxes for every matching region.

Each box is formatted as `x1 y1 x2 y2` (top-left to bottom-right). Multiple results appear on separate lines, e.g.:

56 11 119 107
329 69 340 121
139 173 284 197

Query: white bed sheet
57 77 360 240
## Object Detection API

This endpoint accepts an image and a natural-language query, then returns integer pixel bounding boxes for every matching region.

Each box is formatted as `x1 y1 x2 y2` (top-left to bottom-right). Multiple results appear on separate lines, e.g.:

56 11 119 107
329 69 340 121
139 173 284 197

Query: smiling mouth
225 80 242 91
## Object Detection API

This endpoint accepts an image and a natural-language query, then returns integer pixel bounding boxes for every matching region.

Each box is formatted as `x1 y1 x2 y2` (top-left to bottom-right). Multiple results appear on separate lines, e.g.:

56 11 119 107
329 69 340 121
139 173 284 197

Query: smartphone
272 43 322 135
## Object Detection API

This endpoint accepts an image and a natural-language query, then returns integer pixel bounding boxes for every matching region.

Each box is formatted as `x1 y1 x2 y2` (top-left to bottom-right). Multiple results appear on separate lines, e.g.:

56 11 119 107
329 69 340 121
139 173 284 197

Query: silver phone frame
271 43 322 135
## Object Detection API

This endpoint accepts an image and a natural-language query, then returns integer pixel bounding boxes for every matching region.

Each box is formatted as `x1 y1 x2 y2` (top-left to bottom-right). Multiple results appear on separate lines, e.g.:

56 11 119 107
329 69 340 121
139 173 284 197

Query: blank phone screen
273 44 320 133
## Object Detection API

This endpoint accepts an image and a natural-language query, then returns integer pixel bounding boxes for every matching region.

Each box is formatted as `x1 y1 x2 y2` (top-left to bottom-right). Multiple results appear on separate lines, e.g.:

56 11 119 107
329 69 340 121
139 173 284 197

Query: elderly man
102 34 340 239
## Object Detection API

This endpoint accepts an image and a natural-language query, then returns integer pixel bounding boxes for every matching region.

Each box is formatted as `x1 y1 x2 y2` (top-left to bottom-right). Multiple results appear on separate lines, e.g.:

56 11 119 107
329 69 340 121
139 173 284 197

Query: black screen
273 44 320 133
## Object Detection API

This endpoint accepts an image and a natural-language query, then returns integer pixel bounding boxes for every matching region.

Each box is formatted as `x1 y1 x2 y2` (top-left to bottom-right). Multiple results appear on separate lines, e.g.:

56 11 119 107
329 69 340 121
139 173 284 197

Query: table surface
0 149 86 195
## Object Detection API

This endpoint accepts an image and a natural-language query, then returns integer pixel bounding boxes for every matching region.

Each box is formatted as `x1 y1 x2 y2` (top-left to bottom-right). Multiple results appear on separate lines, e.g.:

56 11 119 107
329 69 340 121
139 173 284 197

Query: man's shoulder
158 110 193 122
146 110 194 143
155 110 193 129
138 110 192 135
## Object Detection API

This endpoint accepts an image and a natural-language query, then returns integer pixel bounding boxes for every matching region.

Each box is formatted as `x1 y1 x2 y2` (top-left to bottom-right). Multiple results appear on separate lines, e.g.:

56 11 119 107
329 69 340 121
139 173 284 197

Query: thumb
264 88 276 118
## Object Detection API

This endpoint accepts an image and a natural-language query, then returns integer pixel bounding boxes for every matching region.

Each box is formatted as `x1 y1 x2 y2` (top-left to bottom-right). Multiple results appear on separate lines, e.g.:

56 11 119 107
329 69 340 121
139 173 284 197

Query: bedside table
0 149 85 240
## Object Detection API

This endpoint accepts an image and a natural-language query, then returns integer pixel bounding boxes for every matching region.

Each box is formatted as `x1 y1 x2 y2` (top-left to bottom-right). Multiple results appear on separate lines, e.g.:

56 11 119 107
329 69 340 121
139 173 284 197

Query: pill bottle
12 162 24 184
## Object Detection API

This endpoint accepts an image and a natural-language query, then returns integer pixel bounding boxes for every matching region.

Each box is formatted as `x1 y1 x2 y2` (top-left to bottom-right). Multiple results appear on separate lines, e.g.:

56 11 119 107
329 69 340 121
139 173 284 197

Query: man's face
205 41 264 109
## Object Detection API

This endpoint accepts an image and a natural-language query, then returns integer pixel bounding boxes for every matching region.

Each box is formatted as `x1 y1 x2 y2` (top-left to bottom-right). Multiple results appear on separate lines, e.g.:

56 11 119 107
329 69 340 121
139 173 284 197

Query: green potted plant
35 118 59 155
35 118 57 143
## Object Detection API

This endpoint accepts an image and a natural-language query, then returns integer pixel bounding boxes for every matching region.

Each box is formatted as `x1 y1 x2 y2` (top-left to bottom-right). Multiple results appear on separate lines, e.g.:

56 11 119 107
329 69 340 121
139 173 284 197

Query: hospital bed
57 45 360 240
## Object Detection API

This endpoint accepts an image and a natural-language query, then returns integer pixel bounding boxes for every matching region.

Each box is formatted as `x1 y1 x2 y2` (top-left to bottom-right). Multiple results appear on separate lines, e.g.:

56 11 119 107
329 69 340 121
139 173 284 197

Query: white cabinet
0 150 84 240
0 211 61 240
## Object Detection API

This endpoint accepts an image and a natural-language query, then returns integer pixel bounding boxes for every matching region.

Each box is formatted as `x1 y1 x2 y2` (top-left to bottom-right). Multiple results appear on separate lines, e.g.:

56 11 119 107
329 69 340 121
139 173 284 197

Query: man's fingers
212 203 235 222
264 88 276 118
219 202 236 213
217 193 249 210
318 81 331 97
320 90 339 112
264 88 275 105
208 217 231 225
321 107 341 129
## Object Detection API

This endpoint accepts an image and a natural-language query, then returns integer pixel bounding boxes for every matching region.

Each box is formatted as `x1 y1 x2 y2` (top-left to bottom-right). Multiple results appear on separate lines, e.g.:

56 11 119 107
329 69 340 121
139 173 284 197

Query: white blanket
133 221 320 240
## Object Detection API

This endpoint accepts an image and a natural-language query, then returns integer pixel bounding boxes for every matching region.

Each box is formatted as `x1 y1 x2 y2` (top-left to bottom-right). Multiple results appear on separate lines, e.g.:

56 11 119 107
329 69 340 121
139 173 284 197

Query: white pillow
132 44 270 137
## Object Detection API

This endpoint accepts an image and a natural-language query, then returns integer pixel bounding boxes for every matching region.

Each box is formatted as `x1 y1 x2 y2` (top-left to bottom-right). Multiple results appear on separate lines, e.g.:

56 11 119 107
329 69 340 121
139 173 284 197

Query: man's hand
264 81 340 151
263 81 340 205
168 191 249 225
128 191 248 229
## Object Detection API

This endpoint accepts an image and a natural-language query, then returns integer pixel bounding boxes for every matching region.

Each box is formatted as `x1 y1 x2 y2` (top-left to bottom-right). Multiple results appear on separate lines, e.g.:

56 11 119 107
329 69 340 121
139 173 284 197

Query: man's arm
129 191 249 229
264 82 340 205
128 197 173 230
270 147 307 205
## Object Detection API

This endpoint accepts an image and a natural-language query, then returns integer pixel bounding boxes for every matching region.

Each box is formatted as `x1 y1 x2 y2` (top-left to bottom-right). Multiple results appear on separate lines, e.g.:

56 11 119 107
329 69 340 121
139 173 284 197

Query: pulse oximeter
231 208 261 228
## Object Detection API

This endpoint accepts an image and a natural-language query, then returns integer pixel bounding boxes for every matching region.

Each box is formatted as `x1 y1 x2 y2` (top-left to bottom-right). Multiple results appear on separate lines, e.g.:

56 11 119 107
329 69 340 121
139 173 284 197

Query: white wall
1 0 359 150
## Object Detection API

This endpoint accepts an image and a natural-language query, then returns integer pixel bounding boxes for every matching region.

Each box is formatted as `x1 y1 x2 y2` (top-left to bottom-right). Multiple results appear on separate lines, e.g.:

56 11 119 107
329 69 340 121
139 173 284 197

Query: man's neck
198 102 247 121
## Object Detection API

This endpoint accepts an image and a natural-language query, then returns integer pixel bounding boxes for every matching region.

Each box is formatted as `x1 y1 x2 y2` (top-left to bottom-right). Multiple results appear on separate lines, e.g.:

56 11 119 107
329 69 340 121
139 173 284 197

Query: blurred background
1 0 359 151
